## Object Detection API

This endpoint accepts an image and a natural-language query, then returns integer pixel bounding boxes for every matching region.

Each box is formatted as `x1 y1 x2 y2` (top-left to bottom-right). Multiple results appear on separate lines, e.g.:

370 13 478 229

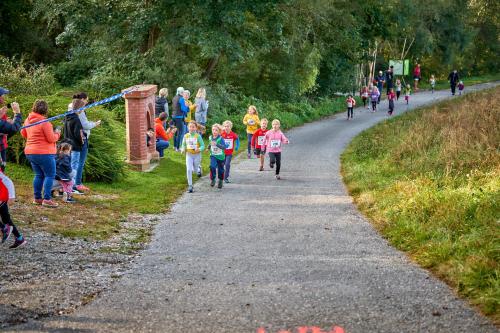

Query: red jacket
251 128 268 149
221 130 239 155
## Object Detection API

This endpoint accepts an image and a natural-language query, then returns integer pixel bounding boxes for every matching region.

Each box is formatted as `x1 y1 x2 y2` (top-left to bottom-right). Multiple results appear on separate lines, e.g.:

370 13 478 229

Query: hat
0 87 10 96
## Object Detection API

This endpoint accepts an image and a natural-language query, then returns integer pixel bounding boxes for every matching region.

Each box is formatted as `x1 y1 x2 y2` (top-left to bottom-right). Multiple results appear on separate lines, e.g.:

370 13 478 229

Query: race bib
248 119 255 125
270 140 281 148
224 139 233 150
347 102 353 108
211 145 222 155
186 137 198 150
257 136 265 146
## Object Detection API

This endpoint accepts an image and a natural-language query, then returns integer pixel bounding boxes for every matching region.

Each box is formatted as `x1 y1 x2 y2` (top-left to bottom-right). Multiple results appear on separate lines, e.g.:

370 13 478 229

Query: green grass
418 73 500 91
341 86 500 323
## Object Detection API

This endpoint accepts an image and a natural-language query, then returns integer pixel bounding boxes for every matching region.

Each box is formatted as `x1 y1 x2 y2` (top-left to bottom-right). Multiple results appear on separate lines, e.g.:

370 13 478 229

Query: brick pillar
123 84 159 171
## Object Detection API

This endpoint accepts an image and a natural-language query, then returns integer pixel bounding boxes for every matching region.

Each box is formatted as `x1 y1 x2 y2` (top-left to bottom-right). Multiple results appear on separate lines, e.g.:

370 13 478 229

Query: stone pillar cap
123 84 158 99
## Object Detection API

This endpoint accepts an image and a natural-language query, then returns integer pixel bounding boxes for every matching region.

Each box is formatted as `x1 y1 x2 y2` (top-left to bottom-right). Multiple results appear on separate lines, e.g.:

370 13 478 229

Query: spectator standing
0 88 23 170
385 66 394 95
413 63 421 91
375 71 385 104
155 88 169 118
195 88 209 127
172 87 189 151
448 70 460 95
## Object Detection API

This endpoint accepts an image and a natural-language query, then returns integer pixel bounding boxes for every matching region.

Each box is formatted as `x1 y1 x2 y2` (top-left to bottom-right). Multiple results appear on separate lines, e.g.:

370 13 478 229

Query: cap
0 87 10 96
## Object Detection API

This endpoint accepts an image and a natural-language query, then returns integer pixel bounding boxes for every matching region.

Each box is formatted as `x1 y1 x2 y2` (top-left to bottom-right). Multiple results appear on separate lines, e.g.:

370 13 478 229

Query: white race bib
211 146 222 155
257 136 265 146
270 140 281 148
224 139 233 150
347 102 353 107
248 119 255 125
186 137 198 150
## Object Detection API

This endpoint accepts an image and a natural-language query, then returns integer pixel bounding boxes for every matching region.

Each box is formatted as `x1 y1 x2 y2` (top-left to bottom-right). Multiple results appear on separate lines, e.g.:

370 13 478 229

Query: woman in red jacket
21 100 61 208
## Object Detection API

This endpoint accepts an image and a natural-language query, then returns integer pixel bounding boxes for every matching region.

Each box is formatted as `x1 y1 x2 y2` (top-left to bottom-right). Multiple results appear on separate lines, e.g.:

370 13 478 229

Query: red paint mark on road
257 326 345 333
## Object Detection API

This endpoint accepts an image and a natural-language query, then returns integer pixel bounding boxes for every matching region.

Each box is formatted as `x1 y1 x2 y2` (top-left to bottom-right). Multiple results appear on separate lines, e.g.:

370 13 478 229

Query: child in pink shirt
264 119 289 180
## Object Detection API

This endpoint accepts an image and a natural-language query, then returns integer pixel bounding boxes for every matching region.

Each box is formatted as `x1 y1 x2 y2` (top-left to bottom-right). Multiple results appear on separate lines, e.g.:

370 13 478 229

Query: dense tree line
0 0 498 100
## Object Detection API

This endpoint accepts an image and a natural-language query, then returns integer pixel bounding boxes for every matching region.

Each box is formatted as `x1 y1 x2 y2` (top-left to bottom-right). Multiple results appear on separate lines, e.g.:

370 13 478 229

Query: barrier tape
20 86 139 130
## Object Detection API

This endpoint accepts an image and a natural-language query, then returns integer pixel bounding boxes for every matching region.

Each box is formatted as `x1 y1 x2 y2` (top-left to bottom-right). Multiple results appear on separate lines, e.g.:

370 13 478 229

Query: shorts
254 148 265 156
413 75 420 81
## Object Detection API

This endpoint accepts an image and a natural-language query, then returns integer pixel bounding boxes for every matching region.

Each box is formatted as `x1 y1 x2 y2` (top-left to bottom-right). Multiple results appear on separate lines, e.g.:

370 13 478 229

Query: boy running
221 120 239 183
209 124 227 189
251 118 269 171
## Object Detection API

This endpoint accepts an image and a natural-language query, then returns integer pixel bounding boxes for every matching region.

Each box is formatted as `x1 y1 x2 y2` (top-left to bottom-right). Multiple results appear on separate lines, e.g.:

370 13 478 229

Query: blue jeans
156 139 170 157
210 156 225 180
173 118 185 149
26 154 56 200
247 133 253 155
71 139 88 186
224 154 233 180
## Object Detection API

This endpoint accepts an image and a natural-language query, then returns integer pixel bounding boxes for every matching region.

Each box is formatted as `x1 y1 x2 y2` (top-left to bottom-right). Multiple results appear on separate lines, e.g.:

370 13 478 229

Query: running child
209 124 227 189
56 143 76 203
346 94 356 120
242 105 260 159
0 171 26 249
458 81 465 95
395 79 402 100
360 86 369 109
404 84 411 105
370 87 380 112
264 119 289 180
429 75 436 93
181 121 205 193
251 118 269 171
387 88 396 116
221 120 239 183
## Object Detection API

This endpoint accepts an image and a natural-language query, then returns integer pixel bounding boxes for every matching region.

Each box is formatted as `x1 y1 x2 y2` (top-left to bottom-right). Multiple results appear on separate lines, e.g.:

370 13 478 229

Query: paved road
10 83 499 333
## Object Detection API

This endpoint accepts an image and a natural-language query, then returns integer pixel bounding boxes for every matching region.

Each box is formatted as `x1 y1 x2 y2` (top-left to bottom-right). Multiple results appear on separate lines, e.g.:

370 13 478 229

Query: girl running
396 79 402 100
264 119 289 180
242 105 260 159
360 86 369 109
209 124 227 189
458 81 465 95
221 120 239 183
251 118 269 171
0 171 26 249
181 121 205 193
404 84 412 105
56 143 76 203
429 75 436 93
346 94 356 120
370 87 380 112
387 88 396 116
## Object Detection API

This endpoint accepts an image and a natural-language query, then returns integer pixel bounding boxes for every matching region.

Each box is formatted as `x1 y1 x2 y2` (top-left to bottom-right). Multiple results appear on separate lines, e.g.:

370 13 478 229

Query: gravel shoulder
3 83 499 333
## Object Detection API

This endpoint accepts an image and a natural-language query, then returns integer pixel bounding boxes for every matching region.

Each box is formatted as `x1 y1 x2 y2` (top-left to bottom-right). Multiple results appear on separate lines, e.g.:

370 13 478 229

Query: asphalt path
9 82 499 333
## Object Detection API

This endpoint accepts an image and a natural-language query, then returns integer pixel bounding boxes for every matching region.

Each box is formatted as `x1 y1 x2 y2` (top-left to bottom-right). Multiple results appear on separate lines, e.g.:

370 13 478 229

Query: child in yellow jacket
243 105 260 159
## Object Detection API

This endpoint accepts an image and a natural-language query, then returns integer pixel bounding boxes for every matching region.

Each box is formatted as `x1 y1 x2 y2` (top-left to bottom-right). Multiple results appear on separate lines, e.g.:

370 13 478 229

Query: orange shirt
155 118 174 141
20 112 60 155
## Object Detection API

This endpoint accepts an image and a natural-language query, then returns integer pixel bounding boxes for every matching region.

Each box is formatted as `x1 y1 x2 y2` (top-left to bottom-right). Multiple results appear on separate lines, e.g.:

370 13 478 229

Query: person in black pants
448 70 460 95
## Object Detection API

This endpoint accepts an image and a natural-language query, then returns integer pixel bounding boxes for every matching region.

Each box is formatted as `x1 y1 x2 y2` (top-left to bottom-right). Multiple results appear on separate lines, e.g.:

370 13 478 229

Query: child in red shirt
388 88 396 116
251 118 269 171
346 95 356 120
221 120 239 183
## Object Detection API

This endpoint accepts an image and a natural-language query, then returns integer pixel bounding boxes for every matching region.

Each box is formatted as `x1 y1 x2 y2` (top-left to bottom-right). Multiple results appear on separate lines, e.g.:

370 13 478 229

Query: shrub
0 56 55 95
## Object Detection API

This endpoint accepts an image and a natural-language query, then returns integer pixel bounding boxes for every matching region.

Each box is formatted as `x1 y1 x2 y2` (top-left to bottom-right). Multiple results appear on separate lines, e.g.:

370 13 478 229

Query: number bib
248 119 255 125
224 139 233 150
257 136 265 146
211 146 222 155
186 137 198 150
270 140 281 148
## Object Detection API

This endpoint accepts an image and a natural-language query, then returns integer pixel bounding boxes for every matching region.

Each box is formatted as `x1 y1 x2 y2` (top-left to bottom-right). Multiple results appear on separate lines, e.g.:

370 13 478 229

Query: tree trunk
202 55 220 80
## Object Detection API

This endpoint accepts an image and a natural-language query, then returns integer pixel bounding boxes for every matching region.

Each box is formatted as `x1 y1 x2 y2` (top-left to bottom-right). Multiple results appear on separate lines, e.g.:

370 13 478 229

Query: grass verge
341 86 499 323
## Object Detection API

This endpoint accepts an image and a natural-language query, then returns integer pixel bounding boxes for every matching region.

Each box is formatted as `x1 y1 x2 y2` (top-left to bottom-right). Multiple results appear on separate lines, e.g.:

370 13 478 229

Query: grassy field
341 86 499 322
413 73 500 92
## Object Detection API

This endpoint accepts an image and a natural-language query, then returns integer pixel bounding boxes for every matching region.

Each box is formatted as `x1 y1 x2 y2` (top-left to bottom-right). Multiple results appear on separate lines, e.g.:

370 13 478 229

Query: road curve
10 82 499 333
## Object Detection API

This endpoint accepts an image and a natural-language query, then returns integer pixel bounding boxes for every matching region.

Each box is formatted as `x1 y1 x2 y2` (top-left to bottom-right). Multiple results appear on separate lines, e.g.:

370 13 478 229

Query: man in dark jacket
375 71 385 103
171 87 190 151
448 70 460 95
385 66 394 95
0 87 23 169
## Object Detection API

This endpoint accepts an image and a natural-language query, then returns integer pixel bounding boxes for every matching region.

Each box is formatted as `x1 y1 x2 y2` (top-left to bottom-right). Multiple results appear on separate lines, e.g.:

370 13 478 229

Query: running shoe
247 153 251 159
224 179 230 184
270 163 274 169
276 175 281 180
9 237 26 249
2 225 12 244
72 188 84 195
210 179 216 187
76 185 90 192
217 180 223 189
63 195 76 203
32 199 43 205
259 166 264 171
188 185 193 193
42 199 58 208
197 166 202 178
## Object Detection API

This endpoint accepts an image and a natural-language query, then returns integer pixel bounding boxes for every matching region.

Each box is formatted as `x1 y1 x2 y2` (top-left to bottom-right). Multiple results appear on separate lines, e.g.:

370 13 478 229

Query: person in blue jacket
171 87 190 151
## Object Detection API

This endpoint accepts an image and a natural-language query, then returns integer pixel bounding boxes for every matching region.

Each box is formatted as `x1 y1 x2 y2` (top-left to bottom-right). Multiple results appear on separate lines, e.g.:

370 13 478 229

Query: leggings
210 156 225 180
347 107 353 118
186 153 201 186
269 152 281 175
0 203 21 239
224 155 233 180
396 91 401 100
362 97 367 107
371 101 377 111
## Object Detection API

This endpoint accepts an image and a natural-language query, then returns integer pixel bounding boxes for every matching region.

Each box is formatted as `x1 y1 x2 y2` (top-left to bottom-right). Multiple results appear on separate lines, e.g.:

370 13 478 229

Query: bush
0 56 56 95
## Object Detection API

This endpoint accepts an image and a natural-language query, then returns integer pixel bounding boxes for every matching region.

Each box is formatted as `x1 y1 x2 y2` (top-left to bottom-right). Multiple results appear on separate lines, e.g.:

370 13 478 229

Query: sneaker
247 153 251 159
42 199 58 208
217 180 223 189
259 166 264 171
2 225 12 244
210 179 216 187
197 166 202 178
76 185 90 192
276 175 281 180
224 179 230 184
63 195 76 203
9 237 26 249
188 185 193 193
32 199 43 205
72 188 84 195
270 163 275 169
